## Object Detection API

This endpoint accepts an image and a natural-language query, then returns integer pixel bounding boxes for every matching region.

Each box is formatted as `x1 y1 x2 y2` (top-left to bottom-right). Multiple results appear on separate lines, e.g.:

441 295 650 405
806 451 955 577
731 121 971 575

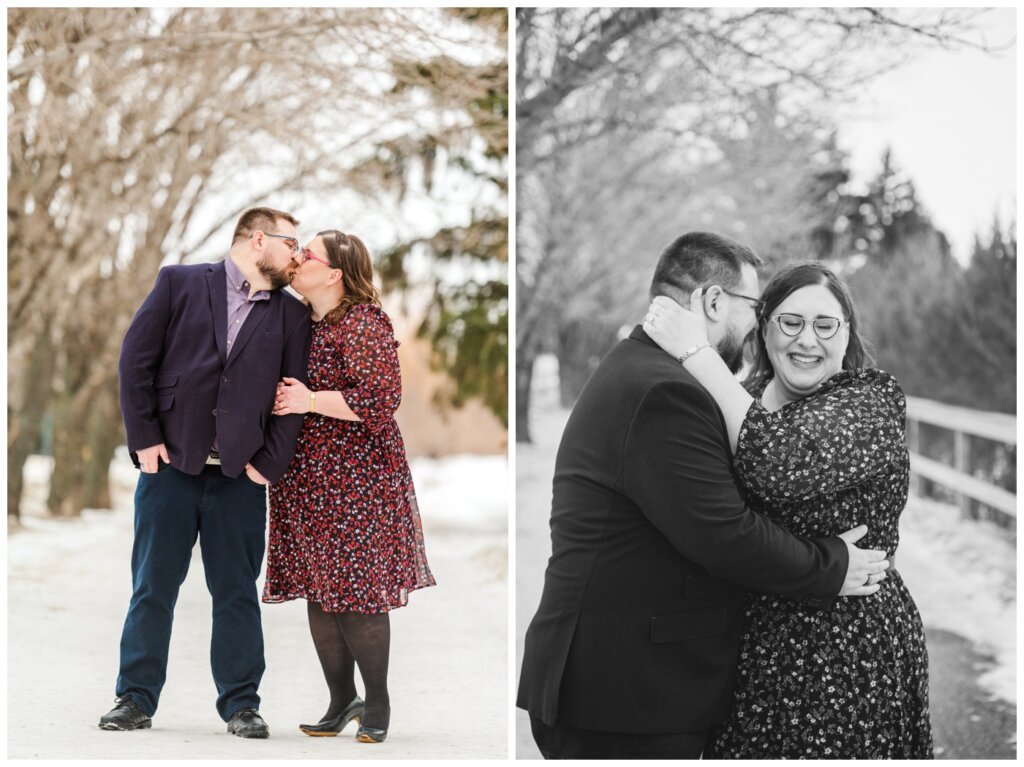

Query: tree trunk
556 318 618 408
7 336 55 521
8 419 42 522
516 351 535 444
81 389 122 509
47 393 87 517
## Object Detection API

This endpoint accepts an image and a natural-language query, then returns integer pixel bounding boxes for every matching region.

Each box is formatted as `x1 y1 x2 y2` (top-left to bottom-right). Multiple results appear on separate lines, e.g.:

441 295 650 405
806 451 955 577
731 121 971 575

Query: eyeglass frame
296 247 332 267
767 312 847 340
258 231 301 254
300 229 346 267
702 285 765 313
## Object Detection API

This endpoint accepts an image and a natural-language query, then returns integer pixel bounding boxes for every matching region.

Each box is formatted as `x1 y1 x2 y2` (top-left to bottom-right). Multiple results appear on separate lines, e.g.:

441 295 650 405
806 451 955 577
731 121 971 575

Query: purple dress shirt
224 256 271 349
214 257 271 454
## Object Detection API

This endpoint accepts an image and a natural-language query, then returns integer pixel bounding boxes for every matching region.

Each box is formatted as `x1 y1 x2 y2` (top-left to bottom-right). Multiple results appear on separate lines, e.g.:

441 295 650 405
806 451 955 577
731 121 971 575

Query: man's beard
256 257 292 290
716 328 751 375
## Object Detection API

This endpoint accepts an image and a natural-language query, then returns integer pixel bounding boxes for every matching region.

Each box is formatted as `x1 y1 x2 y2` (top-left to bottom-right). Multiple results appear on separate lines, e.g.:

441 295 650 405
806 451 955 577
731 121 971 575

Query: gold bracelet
309 391 317 414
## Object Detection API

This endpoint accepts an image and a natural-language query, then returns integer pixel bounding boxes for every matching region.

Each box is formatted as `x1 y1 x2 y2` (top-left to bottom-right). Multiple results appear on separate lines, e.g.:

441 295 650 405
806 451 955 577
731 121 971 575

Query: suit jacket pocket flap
650 607 727 644
158 394 175 411
154 373 179 388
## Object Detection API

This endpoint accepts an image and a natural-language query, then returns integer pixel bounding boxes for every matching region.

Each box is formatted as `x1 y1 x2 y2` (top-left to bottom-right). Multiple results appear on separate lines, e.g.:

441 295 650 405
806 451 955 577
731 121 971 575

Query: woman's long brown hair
317 229 381 324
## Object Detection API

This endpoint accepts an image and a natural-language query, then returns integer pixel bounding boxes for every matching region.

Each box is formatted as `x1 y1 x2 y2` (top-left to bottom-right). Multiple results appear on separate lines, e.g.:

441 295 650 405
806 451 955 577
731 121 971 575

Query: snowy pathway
8 455 508 760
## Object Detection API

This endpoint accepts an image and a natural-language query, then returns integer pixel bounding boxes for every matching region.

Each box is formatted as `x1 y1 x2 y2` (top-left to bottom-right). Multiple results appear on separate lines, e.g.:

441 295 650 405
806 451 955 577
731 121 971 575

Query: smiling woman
749 263 871 409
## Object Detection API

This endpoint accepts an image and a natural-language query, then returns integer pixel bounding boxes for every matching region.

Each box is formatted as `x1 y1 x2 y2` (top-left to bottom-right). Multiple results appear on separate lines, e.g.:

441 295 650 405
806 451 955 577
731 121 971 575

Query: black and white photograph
515 7 1016 760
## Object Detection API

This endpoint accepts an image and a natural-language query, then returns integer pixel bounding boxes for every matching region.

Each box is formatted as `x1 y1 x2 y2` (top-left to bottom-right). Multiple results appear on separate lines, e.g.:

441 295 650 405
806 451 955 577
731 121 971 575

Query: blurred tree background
8 8 508 520
516 7 1014 444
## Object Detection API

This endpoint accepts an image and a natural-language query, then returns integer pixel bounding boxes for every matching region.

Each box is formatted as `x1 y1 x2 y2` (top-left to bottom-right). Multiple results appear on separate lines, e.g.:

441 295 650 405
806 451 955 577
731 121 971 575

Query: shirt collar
225 256 270 302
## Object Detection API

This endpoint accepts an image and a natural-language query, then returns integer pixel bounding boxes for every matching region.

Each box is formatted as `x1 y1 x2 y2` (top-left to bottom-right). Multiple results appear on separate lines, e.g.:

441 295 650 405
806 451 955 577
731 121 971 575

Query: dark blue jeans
115 464 268 720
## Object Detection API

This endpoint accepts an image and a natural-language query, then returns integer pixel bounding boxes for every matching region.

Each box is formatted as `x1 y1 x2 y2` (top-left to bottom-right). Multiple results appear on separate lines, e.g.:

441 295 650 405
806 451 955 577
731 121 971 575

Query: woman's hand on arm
273 377 362 421
643 289 753 452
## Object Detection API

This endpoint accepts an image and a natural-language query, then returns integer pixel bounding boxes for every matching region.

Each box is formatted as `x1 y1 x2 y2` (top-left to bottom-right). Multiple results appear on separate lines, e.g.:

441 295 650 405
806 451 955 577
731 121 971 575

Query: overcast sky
838 7 1017 263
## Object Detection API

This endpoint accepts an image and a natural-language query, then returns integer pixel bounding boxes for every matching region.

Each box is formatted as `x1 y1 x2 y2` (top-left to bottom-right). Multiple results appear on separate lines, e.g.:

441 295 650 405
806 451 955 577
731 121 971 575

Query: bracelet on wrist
309 391 317 414
677 343 711 365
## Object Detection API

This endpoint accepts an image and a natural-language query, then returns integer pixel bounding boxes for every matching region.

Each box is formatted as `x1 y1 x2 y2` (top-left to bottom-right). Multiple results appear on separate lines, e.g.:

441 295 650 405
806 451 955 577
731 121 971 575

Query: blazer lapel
207 262 229 363
225 297 270 367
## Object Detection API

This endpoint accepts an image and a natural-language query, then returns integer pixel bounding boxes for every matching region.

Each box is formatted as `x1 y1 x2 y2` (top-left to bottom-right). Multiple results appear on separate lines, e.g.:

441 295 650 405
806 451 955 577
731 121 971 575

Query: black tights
307 602 391 729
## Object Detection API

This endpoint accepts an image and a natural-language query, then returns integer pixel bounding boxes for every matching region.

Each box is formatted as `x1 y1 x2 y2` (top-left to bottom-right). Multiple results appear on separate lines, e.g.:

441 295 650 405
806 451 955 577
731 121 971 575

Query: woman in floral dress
264 229 435 743
644 262 932 758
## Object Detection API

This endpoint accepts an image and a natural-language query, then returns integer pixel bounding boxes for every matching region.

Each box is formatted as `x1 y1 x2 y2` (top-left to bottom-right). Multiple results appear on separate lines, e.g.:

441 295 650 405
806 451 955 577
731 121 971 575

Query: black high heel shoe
299 696 364 737
355 703 390 743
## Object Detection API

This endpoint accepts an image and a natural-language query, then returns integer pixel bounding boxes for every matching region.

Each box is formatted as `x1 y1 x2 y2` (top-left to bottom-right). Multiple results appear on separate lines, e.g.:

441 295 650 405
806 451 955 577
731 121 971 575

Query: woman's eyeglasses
769 313 845 340
297 248 331 267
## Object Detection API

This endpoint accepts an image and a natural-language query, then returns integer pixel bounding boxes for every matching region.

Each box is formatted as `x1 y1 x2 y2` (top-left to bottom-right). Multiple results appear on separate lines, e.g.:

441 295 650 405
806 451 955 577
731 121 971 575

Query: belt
206 450 221 466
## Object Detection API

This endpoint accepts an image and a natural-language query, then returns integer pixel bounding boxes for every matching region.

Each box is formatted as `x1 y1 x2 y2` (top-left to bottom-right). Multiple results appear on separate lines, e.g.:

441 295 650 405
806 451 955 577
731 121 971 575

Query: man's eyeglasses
296 248 331 267
704 286 765 313
769 313 846 340
722 289 765 313
261 232 300 254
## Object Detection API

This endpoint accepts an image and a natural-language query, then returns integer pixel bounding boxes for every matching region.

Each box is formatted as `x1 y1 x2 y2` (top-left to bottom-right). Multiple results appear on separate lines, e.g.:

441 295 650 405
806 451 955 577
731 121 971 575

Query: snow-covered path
514 398 1016 759
8 455 508 760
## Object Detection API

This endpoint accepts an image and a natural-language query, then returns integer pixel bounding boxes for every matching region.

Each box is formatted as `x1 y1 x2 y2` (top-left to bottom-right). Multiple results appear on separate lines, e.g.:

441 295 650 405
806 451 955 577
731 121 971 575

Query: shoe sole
356 733 386 743
99 720 152 731
300 729 338 737
230 730 269 739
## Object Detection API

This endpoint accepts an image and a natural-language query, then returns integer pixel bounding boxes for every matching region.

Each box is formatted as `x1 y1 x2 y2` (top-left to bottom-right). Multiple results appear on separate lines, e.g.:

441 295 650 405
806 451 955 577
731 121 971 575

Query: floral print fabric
263 304 435 614
705 369 933 759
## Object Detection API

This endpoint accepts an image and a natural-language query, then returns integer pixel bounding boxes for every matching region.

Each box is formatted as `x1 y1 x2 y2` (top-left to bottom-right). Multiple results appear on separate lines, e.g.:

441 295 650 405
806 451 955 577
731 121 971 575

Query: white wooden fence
905 396 1016 518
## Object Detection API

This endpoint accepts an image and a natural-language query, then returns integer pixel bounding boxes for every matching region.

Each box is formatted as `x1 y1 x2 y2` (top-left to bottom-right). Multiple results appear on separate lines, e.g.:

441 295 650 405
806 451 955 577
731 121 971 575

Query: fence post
953 430 971 518
906 416 922 497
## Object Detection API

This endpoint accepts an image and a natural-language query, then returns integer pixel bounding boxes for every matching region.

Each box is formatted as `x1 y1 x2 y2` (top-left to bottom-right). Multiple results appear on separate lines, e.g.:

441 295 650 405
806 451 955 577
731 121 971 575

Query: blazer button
222 377 229 383
211 409 217 416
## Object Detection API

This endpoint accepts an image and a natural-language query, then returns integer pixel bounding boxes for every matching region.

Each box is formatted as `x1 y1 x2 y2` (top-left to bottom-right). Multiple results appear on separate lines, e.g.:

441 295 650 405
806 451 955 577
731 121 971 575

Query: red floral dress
263 303 435 614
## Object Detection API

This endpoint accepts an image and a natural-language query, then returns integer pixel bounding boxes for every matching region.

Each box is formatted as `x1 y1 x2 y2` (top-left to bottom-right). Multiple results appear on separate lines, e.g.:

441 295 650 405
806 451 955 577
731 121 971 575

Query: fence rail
905 396 1016 517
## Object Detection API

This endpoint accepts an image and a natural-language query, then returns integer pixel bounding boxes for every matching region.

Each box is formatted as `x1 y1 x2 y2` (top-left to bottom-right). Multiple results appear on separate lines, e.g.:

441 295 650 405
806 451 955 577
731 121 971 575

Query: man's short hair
649 232 762 300
231 207 299 245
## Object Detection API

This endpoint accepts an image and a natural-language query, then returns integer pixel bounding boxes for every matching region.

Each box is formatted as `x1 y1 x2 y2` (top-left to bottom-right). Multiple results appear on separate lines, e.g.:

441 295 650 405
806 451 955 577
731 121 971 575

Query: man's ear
703 285 725 322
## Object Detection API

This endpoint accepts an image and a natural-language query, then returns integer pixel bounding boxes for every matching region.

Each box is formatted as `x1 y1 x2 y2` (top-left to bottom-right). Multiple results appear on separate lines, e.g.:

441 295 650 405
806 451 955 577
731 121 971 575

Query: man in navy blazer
100 207 312 738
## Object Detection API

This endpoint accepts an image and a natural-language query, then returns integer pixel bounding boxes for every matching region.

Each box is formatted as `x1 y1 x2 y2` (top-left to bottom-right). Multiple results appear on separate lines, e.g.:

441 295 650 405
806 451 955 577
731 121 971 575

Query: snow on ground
8 451 508 760
408 454 507 535
897 497 1016 703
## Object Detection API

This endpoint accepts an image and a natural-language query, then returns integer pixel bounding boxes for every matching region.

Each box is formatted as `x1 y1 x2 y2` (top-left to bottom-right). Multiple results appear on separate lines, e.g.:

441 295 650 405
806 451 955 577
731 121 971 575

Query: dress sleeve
735 370 907 503
339 304 401 433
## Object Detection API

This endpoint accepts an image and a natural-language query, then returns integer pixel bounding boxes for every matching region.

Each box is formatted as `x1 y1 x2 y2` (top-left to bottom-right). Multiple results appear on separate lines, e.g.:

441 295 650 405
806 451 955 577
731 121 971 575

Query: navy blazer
119 261 311 483
517 327 848 734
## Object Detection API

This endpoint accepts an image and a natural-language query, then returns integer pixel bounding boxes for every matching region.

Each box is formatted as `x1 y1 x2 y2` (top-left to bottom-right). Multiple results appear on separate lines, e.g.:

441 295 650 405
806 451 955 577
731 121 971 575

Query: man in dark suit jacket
517 232 889 759
99 207 312 739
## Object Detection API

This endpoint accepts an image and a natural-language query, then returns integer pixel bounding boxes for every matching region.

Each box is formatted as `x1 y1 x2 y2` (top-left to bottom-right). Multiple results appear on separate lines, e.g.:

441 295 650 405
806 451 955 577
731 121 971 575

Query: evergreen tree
947 222 1017 413
376 9 508 425
842 151 963 401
